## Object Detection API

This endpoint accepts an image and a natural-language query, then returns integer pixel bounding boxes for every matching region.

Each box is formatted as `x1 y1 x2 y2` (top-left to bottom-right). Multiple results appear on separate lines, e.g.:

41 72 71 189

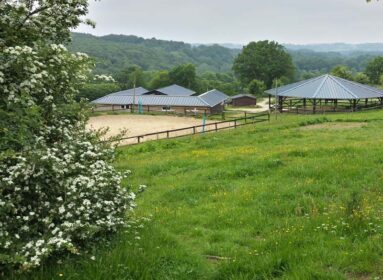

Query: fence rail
109 112 270 146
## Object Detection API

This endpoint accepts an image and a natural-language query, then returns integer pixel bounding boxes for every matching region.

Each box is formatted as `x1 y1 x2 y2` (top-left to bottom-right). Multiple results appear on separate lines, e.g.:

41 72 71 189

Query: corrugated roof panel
92 95 208 107
265 76 322 96
111 87 149 96
337 78 383 99
153 84 196 96
199 89 229 106
314 76 355 99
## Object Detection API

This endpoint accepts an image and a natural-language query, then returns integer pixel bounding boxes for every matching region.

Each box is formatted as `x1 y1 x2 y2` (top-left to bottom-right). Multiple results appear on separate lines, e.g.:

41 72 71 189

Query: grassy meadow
13 110 383 279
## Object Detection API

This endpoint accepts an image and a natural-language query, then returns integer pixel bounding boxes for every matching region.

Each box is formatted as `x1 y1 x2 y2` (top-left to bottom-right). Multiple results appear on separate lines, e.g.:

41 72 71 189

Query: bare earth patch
87 114 217 145
301 122 367 130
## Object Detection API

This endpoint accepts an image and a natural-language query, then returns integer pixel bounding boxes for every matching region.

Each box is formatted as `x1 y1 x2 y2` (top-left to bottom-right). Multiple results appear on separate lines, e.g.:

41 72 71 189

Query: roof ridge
328 75 359 99
273 75 326 95
312 75 330 98
199 89 217 97
336 76 383 96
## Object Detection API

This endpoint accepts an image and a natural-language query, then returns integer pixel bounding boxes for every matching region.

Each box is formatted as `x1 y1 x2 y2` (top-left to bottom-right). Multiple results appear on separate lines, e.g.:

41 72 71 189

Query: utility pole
132 73 136 113
274 78 278 120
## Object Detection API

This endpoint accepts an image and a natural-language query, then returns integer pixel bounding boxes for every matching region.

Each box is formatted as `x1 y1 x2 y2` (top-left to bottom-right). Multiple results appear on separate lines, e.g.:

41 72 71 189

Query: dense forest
69 33 239 74
69 33 383 100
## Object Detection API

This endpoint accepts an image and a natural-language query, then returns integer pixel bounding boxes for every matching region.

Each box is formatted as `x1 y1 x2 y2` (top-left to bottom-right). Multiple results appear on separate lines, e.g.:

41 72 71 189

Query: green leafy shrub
0 1 137 271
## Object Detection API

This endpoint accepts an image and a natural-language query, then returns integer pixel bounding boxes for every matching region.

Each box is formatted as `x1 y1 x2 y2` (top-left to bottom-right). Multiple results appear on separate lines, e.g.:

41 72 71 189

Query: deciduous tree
330 65 354 80
365 57 383 84
233 41 295 88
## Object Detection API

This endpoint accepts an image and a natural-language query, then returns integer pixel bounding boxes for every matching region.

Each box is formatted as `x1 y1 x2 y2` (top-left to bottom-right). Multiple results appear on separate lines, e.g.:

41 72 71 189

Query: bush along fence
109 112 270 146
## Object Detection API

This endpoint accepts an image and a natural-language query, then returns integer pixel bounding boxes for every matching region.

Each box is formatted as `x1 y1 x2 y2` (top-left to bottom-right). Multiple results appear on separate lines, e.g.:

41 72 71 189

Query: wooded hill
68 33 239 74
69 33 383 79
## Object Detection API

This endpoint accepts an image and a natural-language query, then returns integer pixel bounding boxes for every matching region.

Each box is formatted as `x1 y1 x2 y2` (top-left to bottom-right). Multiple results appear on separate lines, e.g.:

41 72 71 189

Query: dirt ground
227 99 270 113
301 122 367 130
87 114 216 145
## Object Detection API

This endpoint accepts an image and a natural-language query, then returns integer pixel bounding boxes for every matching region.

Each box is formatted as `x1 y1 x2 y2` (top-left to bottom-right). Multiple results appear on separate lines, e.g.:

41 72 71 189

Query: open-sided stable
266 74 383 113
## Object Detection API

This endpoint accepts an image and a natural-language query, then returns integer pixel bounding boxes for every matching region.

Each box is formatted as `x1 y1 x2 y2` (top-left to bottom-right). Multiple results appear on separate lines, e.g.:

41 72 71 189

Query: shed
230 94 257 106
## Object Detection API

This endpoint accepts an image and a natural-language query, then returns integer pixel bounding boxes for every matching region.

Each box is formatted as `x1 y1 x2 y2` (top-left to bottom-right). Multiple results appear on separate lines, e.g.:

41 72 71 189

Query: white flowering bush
0 121 135 269
0 0 137 272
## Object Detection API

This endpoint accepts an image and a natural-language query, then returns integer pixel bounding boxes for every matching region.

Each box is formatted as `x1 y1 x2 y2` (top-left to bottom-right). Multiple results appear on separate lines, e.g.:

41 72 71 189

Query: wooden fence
109 112 270 146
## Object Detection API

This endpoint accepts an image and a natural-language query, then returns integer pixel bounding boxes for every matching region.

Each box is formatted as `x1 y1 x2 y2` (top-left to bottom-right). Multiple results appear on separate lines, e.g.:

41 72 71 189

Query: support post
313 99 316 114
269 95 271 109
278 96 283 113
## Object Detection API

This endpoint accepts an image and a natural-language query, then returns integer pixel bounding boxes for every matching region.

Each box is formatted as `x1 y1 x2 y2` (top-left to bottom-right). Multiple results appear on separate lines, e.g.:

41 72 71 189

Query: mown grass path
17 111 383 279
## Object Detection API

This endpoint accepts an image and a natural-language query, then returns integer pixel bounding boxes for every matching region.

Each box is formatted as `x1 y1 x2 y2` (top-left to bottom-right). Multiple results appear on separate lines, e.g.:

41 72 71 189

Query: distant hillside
69 33 383 78
285 43 383 54
68 33 239 74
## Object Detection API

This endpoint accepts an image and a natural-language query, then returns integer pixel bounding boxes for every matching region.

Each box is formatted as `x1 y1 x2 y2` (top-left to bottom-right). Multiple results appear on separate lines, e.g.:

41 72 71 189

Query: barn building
92 85 229 115
230 94 257 106
266 74 383 114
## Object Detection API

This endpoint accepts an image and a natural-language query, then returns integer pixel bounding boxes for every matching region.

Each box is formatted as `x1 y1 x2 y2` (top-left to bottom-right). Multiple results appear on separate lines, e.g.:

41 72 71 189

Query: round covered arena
266 74 383 114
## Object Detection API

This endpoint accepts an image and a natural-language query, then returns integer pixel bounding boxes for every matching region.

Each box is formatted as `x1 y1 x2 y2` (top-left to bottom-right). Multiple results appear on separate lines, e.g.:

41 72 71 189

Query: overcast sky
75 0 383 45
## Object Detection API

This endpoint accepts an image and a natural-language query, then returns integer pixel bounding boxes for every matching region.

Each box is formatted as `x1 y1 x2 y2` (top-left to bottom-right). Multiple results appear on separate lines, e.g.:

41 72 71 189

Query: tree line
73 33 383 101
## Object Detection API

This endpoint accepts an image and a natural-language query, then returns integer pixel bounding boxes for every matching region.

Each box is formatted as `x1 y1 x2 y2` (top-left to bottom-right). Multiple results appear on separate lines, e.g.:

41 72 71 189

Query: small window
120 105 125 109
162 106 171 111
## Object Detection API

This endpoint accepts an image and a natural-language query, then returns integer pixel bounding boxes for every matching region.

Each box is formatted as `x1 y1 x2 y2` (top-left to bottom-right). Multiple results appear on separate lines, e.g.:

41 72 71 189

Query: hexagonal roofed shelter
265 74 383 113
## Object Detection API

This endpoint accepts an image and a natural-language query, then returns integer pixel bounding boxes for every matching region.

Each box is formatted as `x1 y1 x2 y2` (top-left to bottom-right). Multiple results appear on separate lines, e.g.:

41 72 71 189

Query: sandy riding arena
87 114 215 145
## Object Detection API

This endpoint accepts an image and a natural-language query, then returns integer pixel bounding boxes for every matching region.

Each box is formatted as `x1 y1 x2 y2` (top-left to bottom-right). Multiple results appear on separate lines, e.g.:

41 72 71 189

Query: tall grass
12 110 383 279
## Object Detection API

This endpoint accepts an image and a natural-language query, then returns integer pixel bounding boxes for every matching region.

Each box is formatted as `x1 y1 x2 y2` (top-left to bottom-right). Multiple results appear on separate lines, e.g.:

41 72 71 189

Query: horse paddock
87 114 212 144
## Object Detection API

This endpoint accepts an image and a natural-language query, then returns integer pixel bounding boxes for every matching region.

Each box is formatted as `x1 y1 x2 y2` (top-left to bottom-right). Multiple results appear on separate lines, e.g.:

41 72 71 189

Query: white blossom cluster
0 119 136 269
0 43 91 107
94 74 116 83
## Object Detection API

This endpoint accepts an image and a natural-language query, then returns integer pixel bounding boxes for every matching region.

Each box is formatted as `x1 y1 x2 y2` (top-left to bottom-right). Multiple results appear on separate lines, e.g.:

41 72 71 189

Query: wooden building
230 94 257 106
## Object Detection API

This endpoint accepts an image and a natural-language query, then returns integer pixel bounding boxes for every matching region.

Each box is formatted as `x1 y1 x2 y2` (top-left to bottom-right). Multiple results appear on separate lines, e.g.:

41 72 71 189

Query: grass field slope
16 111 383 280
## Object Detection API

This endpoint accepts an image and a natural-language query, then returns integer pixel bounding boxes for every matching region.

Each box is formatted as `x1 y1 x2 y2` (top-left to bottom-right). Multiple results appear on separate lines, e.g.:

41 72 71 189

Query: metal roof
150 84 196 96
231 94 257 99
92 88 229 108
92 95 208 107
199 89 229 107
265 74 383 100
103 87 149 97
